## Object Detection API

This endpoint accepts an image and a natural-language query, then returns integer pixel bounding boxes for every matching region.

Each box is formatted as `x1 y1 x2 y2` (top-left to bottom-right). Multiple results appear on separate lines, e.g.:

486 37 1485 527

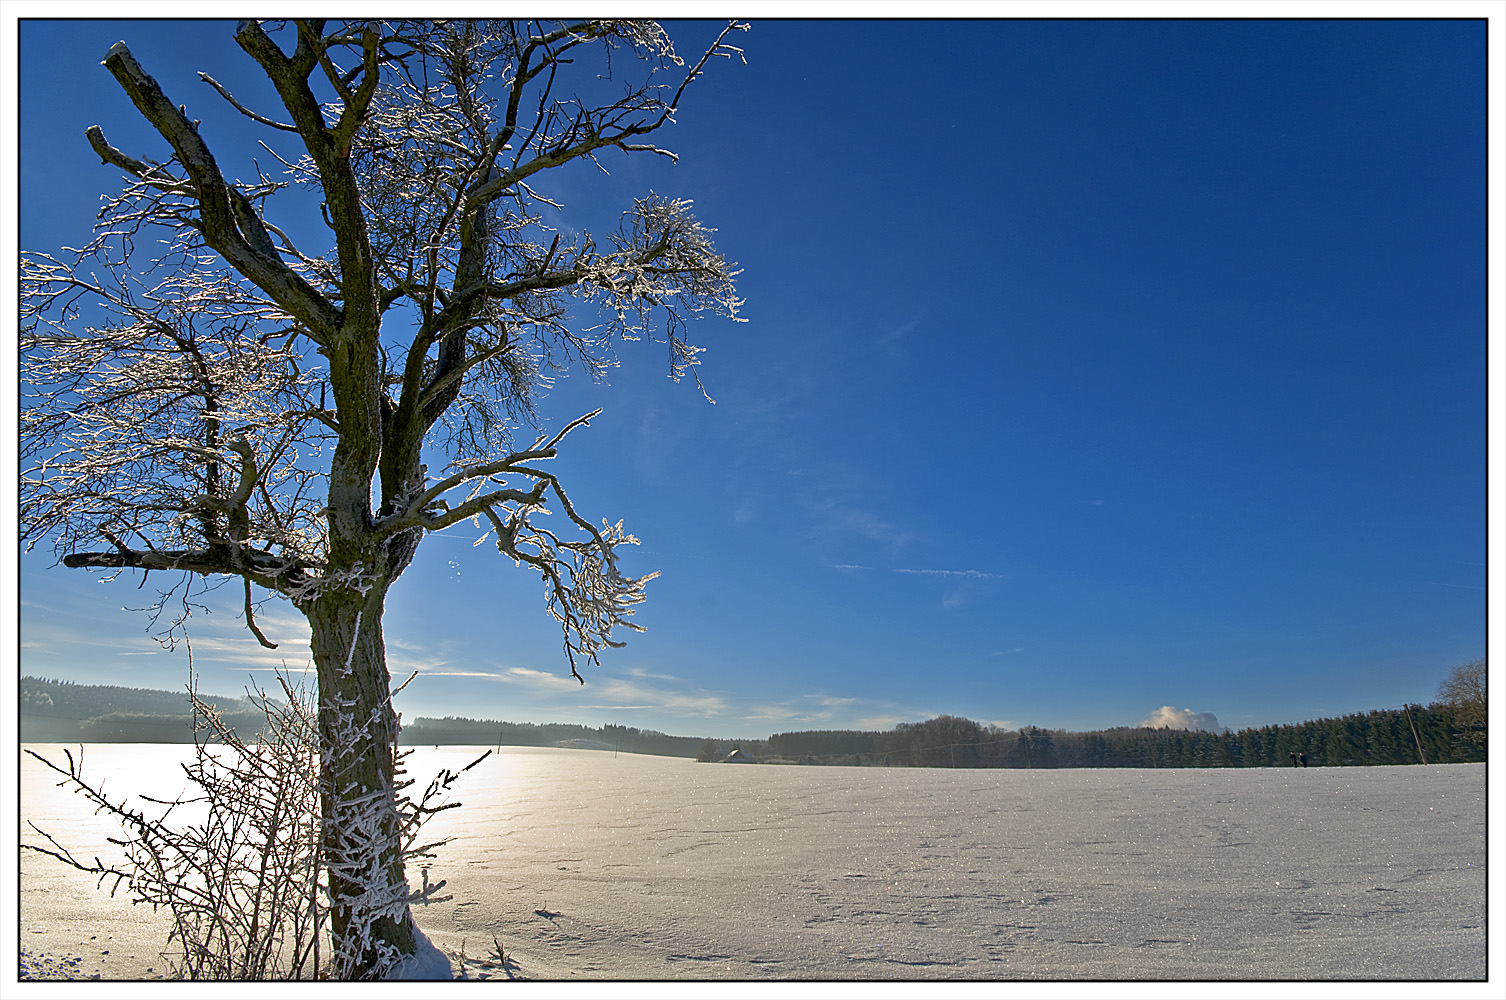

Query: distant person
1299 752 1308 767
1290 751 1298 767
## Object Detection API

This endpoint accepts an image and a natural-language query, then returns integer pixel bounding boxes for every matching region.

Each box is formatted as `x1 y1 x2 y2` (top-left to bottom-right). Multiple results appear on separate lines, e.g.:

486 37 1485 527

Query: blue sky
11 15 1494 740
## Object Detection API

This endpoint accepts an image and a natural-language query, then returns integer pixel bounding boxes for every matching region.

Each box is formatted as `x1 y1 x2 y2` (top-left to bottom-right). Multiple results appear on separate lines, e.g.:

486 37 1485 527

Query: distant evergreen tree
767 729 882 760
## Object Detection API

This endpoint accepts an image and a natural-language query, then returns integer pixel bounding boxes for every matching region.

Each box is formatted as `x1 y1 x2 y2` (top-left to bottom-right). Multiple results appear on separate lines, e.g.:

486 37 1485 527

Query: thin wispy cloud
802 469 915 550
732 496 759 524
855 714 910 730
895 568 1001 581
406 669 512 680
19 619 164 654
386 652 453 674
815 503 911 547
876 317 921 348
488 663 731 719
586 676 729 717
634 402 693 477
625 666 682 682
832 565 1000 581
201 635 307 663
741 692 894 727
495 665 585 693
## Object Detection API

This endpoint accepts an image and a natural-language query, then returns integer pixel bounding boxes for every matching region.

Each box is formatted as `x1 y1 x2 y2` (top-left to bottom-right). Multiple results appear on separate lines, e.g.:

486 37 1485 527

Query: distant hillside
20 676 1485 767
17 677 734 755
20 676 275 743
401 717 742 758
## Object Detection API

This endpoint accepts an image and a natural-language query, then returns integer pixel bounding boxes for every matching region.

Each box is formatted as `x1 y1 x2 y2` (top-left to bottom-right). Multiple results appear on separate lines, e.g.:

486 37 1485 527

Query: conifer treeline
766 703 1485 768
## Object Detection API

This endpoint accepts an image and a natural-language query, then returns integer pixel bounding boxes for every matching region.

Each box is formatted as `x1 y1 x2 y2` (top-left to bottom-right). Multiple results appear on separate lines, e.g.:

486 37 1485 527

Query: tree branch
234 19 383 341
63 541 317 597
97 41 341 344
198 72 299 131
244 576 279 648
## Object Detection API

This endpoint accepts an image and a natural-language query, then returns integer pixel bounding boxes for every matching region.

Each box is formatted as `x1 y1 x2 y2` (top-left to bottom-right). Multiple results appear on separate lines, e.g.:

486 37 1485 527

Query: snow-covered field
15 744 1489 986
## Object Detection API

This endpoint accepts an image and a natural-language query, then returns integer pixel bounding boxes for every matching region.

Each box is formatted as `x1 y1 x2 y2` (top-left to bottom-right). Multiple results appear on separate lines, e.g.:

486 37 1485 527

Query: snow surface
386 928 454 981
14 744 1491 989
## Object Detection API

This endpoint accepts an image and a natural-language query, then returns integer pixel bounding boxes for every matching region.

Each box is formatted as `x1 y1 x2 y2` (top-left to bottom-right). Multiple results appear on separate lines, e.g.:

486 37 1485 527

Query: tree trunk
305 580 418 978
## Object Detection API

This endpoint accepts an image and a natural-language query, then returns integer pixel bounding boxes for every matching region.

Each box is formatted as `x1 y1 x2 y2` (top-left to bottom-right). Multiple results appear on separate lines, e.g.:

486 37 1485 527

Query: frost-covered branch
97 40 343 342
22 247 331 616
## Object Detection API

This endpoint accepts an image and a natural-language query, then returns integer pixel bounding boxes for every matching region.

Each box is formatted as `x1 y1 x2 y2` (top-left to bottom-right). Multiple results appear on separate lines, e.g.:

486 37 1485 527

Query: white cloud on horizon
1140 705 1227 735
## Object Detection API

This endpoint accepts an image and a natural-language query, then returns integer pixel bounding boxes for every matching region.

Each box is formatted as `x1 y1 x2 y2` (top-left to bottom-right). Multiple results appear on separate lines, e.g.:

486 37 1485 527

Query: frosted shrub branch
24 669 483 980
23 672 323 980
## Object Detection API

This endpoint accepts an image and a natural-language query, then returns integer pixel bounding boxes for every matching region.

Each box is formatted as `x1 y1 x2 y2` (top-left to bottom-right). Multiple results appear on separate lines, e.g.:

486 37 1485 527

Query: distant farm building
721 747 757 764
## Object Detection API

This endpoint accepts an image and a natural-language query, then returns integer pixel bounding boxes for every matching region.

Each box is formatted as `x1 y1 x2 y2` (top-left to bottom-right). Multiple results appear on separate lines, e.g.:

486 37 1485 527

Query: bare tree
1437 658 1486 748
21 18 744 978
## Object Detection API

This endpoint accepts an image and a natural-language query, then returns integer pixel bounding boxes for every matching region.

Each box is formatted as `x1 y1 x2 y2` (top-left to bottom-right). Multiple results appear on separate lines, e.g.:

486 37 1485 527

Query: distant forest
764 707 1485 768
18 676 710 756
20 676 277 743
19 675 1485 768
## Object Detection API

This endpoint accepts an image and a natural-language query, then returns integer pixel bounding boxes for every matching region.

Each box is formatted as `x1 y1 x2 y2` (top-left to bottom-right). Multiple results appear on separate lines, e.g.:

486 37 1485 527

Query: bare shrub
23 667 485 980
